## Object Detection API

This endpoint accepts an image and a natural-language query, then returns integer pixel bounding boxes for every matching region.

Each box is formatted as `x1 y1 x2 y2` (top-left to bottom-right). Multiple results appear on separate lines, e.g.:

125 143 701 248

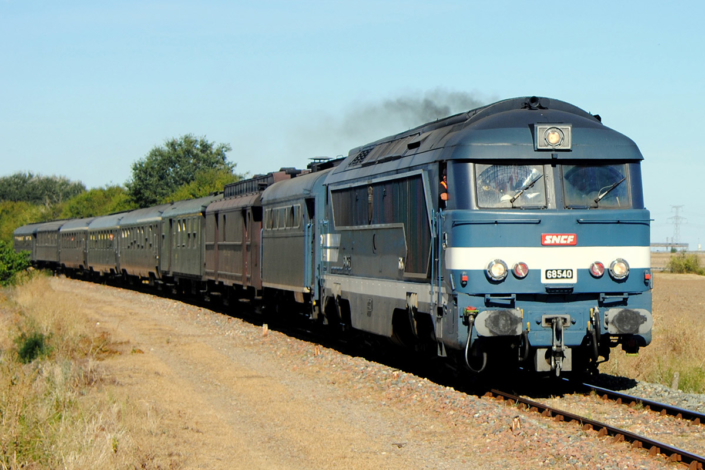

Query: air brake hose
519 331 530 362
464 314 487 373
590 324 600 361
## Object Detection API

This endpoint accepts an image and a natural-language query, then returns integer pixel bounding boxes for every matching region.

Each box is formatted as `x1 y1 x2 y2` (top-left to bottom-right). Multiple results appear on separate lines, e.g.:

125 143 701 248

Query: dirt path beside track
53 278 475 469
51 277 669 470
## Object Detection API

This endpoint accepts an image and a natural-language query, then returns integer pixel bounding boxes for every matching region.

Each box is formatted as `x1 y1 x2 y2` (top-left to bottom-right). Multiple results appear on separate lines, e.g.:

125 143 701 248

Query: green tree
127 134 235 208
162 168 241 203
0 172 85 205
60 186 136 219
0 201 44 244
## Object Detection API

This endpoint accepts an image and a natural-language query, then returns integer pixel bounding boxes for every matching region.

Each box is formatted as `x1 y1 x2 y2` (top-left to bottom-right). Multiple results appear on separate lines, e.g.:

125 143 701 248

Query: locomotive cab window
562 163 630 209
475 164 546 209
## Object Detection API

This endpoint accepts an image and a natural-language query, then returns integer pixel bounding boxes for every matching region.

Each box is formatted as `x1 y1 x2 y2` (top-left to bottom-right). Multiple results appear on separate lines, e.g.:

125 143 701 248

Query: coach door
152 224 161 278
82 231 89 268
160 220 171 275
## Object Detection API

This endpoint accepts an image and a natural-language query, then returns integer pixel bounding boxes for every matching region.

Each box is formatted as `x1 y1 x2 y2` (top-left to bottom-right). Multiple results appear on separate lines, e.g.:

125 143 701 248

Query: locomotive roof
327 96 643 183
161 194 223 218
261 167 332 204
60 217 96 231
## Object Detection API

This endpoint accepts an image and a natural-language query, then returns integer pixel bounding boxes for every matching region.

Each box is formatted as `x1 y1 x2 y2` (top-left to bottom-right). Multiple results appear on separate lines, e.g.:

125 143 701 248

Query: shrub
15 331 52 363
667 252 705 275
0 240 30 286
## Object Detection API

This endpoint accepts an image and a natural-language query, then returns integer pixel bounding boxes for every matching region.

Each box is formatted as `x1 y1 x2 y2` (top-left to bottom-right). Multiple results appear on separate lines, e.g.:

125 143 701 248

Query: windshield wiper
593 177 626 205
510 174 544 204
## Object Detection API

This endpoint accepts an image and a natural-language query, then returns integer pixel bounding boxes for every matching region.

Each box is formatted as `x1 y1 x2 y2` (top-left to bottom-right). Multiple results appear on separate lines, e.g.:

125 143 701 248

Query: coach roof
162 194 223 219
34 220 67 233
89 212 128 230
262 168 332 205
118 204 171 226
60 217 96 231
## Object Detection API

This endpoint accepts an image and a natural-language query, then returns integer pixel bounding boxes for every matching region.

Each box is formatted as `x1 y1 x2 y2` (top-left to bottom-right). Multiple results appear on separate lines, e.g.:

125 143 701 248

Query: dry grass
0 275 175 469
601 273 705 393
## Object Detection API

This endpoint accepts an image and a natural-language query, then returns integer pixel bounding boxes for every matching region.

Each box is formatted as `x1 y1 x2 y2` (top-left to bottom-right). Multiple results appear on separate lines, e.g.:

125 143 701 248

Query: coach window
192 220 198 249
293 205 301 228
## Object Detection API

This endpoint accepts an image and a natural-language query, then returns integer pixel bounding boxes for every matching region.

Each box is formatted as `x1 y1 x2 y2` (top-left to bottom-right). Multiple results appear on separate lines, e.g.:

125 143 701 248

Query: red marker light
513 262 529 279
590 261 605 278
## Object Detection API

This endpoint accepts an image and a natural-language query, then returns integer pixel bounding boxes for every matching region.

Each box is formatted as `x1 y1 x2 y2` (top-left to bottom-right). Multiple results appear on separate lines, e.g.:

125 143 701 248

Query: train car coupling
535 315 573 376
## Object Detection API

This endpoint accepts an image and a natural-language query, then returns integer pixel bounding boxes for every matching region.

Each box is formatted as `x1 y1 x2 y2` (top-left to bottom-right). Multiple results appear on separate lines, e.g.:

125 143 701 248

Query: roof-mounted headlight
535 124 572 150
609 258 630 280
487 259 508 281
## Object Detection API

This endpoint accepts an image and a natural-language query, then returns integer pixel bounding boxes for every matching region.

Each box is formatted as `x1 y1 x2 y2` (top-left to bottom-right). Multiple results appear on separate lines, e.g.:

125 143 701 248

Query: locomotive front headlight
487 259 508 281
609 258 630 280
513 262 529 279
590 261 605 278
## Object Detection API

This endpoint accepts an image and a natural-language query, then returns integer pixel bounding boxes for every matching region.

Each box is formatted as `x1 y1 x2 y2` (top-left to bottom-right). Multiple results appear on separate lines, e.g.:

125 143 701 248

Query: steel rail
486 389 705 470
580 382 705 425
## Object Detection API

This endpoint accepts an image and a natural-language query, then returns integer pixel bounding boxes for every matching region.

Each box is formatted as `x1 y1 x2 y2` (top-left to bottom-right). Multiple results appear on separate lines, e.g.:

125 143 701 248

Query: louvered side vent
347 148 372 167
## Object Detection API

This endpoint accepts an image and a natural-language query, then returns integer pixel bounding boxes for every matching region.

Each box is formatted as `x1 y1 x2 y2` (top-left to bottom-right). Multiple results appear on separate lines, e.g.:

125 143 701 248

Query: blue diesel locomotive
14 96 652 377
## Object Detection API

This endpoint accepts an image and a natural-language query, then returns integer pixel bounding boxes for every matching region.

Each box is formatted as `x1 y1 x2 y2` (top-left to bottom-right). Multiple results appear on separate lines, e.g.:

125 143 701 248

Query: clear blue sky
1 1 704 249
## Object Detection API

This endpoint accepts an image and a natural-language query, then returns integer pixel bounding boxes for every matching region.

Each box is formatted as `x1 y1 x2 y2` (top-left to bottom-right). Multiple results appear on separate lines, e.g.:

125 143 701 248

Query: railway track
580 381 705 425
485 388 705 469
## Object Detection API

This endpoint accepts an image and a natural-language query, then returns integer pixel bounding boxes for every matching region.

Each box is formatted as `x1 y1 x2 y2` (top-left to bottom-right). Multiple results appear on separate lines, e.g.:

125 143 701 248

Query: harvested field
601 272 705 392
650 251 705 271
